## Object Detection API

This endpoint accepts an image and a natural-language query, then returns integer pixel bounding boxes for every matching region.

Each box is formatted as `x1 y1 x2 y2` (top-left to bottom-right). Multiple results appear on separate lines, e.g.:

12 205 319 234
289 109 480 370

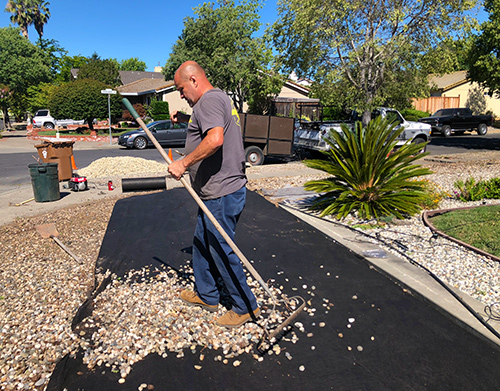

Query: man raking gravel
167 61 260 327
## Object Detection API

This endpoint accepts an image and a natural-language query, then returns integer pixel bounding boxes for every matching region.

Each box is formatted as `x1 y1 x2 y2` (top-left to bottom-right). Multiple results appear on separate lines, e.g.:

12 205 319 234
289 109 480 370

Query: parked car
118 120 188 149
32 109 85 129
418 108 492 137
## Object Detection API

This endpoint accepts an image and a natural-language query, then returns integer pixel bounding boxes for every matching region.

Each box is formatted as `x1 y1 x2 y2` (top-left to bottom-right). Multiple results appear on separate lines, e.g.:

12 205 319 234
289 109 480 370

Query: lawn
429 204 500 257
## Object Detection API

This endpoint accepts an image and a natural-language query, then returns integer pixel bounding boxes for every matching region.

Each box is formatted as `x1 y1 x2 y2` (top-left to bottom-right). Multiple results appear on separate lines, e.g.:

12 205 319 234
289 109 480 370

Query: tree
272 0 478 124
31 0 50 40
36 38 67 79
119 57 147 72
468 0 500 97
77 53 121 86
4 0 50 41
4 0 31 39
55 54 89 83
163 0 283 113
48 79 122 130
0 84 13 129
0 27 51 124
26 82 57 113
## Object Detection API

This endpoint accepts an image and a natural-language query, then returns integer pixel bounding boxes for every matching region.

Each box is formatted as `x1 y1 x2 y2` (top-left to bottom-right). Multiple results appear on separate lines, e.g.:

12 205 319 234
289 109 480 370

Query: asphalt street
2 130 500 189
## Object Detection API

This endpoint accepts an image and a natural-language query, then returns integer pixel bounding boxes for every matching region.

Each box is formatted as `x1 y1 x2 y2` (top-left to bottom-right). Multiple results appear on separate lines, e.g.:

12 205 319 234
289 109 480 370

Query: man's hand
167 127 224 181
171 111 190 124
168 159 187 180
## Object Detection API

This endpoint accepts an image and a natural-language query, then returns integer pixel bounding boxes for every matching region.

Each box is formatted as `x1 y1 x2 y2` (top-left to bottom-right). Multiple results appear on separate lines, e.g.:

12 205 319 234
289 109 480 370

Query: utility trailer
240 113 295 166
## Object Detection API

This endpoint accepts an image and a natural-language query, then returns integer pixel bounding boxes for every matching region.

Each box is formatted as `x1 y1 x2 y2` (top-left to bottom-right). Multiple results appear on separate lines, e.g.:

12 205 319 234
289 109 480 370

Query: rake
122 98 305 341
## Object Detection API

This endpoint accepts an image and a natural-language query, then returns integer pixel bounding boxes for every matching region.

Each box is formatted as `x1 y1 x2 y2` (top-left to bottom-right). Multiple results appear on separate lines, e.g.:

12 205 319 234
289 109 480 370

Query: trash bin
35 141 75 181
28 162 60 202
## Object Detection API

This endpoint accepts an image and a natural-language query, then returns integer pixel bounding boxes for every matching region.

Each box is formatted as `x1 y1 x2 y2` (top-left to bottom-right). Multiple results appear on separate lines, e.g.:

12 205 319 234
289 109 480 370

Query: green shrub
149 100 170 121
454 177 500 201
400 108 431 121
455 178 488 201
303 116 432 220
485 178 500 198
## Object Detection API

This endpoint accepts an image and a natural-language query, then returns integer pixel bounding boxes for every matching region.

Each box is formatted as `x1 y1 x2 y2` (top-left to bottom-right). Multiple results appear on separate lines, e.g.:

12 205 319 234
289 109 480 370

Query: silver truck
294 107 431 154
32 109 85 129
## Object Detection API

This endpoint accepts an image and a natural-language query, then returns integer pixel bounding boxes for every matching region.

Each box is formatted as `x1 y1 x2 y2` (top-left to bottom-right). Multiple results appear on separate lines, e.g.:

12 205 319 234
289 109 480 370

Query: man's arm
168 127 224 180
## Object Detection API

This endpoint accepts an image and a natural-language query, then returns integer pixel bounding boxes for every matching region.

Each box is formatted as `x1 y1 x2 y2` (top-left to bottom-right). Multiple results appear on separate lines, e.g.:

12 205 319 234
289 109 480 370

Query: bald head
174 61 213 107
175 61 206 81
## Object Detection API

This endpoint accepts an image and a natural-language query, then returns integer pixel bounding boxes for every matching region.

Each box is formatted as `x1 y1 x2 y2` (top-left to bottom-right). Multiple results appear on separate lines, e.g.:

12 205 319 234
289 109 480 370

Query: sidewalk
1 129 499 347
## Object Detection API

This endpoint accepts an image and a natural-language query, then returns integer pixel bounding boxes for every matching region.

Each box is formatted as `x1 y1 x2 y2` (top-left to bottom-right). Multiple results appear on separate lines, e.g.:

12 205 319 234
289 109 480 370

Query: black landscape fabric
49 188 500 391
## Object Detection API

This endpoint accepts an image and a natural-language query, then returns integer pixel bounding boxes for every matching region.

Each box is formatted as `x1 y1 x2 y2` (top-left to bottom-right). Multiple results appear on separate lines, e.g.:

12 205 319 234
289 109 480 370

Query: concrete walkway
1 129 499 348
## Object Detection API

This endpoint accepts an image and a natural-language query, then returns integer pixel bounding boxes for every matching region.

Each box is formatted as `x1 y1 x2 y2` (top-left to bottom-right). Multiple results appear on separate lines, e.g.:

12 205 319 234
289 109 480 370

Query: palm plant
5 0 32 39
4 0 50 40
303 116 433 220
32 0 50 40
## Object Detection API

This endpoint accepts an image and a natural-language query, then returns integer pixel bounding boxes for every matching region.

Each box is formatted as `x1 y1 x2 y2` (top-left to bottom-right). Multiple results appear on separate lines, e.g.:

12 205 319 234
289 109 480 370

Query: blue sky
0 0 279 71
0 1 488 72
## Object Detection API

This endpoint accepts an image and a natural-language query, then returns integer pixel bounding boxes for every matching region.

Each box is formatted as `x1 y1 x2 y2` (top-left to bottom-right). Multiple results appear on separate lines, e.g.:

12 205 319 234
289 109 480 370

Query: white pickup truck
294 107 432 154
32 109 85 129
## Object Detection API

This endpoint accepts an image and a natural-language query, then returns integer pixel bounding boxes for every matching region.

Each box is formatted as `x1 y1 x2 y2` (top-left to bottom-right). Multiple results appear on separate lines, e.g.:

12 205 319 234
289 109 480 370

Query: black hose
122 177 166 192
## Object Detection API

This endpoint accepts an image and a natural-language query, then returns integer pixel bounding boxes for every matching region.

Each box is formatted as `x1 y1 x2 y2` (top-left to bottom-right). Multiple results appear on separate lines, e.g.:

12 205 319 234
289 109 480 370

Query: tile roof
70 69 166 86
119 70 165 85
429 71 468 91
116 78 174 95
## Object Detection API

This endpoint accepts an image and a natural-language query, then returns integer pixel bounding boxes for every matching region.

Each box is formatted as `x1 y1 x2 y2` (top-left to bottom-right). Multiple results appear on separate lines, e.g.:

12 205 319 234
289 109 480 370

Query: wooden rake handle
122 99 276 302
51 236 82 264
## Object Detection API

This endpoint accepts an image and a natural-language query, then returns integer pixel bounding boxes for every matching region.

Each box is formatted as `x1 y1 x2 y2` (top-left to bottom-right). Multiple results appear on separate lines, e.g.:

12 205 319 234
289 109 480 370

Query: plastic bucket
28 163 60 202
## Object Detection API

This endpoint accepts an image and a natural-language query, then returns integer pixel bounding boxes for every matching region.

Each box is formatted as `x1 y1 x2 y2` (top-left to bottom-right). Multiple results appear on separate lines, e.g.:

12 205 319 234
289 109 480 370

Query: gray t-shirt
185 88 247 200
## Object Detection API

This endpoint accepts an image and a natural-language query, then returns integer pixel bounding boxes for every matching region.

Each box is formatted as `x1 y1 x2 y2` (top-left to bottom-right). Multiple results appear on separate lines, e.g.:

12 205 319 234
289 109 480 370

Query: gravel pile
1 152 500 390
78 157 168 179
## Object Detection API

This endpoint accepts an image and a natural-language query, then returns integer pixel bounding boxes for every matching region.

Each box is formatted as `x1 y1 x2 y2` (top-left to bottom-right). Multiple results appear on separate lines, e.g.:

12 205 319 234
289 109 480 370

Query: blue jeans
192 186 258 315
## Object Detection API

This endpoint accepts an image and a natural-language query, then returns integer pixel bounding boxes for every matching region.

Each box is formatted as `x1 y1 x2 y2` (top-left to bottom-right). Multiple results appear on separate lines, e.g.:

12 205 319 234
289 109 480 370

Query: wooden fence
412 96 460 113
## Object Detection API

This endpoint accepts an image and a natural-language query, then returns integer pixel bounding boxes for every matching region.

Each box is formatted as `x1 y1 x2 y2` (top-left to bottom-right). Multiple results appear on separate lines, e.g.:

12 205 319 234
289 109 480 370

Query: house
115 67 317 117
413 71 500 117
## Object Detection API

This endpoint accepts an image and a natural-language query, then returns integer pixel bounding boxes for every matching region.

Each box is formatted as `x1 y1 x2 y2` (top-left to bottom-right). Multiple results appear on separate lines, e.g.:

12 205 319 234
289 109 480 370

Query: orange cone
168 148 173 162
71 155 78 170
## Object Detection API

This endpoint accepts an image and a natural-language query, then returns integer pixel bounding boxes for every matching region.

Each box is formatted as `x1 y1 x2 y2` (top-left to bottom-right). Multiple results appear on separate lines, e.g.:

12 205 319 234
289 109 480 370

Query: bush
48 79 122 130
485 178 500 198
400 108 430 121
122 103 145 121
454 177 500 201
154 114 170 121
303 116 433 220
149 100 170 121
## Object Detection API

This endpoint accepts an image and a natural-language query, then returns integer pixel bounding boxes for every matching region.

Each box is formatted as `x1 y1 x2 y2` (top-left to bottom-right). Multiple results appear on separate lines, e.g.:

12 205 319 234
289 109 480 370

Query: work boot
180 290 218 313
216 308 261 328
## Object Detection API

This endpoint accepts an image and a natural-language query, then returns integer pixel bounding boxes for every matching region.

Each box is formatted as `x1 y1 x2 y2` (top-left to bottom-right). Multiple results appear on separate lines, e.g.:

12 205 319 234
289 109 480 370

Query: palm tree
4 0 50 40
5 0 32 39
32 0 50 40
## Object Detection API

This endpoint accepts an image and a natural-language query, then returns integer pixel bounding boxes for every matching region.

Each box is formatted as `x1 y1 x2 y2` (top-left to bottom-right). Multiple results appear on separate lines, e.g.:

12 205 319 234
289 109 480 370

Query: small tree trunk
362 110 371 127
2 108 10 129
